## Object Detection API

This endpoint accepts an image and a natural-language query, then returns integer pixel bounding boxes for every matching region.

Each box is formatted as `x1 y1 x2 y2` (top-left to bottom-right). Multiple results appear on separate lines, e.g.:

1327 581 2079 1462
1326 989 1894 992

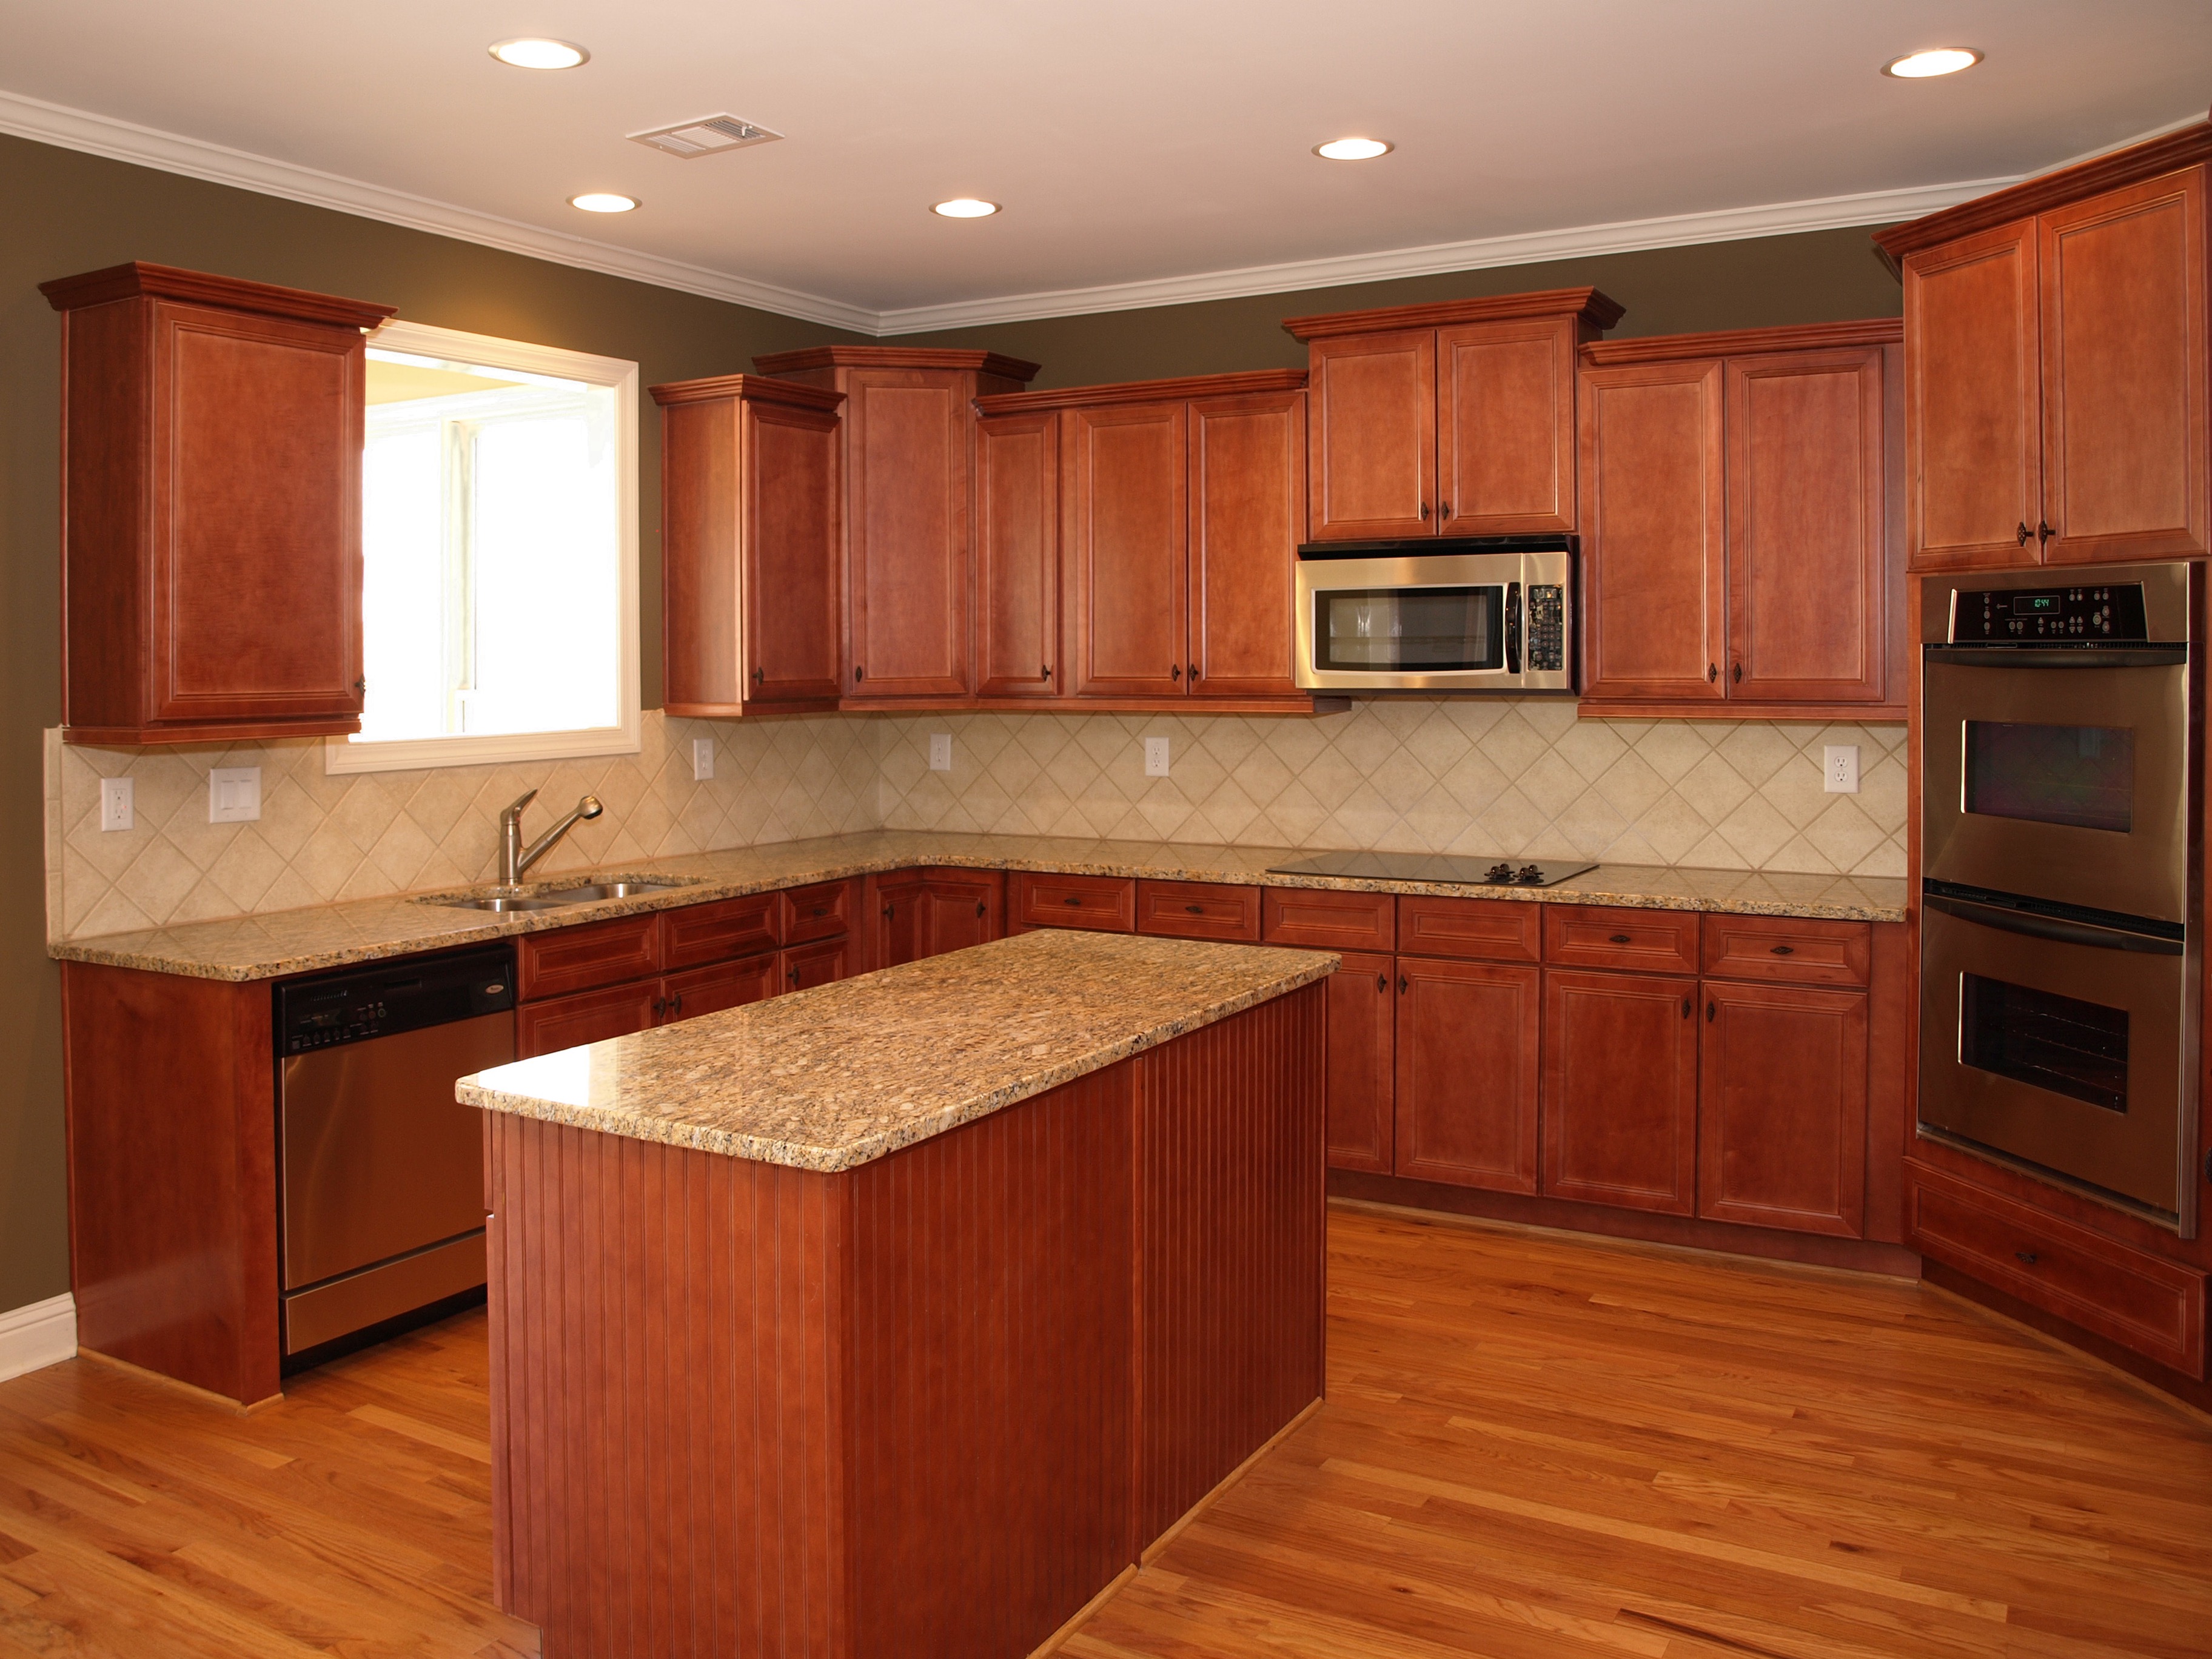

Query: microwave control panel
1952 583 2147 642
1527 584 1566 671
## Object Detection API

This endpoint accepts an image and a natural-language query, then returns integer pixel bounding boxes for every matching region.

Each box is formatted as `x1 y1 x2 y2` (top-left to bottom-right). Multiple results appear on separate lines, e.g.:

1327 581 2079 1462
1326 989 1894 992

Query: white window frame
326 319 641 776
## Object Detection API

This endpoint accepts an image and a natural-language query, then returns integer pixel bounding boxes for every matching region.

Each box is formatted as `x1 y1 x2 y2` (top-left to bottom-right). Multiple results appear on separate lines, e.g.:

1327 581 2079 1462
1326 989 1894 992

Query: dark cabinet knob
1042 663 1052 680
2037 520 2055 546
1771 944 1794 956
652 997 668 1016
1398 974 1410 993
1418 501 1430 520
1185 903 1204 914
670 993 683 1016
976 900 988 918
1731 663 1742 684
1063 895 1081 906
813 906 827 917
1439 501 1452 519
1681 998 1691 1018
1707 663 1718 683
2016 522 2033 546
1706 1000 1715 1022
882 904 894 919
854 666 865 682
751 666 763 685
1608 933 1631 944
787 967 800 985
1170 663 1182 682
1376 973 1389 992
353 677 367 693
1188 662 1198 682
2016 1250 2038 1265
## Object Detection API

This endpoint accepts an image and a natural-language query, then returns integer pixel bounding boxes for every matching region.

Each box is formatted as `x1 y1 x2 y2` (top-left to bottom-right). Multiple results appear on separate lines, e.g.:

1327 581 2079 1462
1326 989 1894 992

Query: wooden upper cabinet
41 263 396 745
653 374 845 714
975 411 1062 699
1067 400 1190 697
1189 389 1304 697
1876 124 2212 570
752 347 1040 706
1285 289 1623 544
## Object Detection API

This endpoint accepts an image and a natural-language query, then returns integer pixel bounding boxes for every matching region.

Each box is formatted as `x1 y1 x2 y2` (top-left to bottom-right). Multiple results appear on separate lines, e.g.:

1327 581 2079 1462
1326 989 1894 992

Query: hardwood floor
1 1203 2205 1658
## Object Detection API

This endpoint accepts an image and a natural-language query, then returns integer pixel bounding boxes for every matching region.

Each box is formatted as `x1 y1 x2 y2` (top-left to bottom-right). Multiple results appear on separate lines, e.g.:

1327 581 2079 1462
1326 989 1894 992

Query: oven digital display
1314 586 1503 673
2011 592 2063 615
1959 972 2128 1113
1962 721 2134 833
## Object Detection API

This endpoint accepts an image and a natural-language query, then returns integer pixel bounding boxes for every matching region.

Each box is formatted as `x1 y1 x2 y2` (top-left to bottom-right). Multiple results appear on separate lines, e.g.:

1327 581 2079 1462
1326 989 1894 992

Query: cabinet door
1068 401 1188 697
660 395 744 712
1395 957 1540 1193
1436 317 1576 535
1902 220 2041 570
868 869 929 970
1577 360 1726 702
845 371 971 696
1188 390 1303 697
780 937 850 994
1326 951 1396 1174
1541 968 1698 1214
662 954 780 1023
1305 329 1436 540
920 870 1005 956
150 301 365 726
2039 166 2210 565
515 979 660 1059
1698 980 1867 1237
976 411 1061 698
1726 347 1888 703
743 398 842 704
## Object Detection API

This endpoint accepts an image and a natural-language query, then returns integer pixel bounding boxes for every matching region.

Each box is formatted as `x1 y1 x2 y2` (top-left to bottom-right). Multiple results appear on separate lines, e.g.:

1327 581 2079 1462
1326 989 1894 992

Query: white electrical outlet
928 732 953 772
692 736 715 781
1823 745 1860 794
99 776 133 832
208 766 262 823
1144 737 1171 778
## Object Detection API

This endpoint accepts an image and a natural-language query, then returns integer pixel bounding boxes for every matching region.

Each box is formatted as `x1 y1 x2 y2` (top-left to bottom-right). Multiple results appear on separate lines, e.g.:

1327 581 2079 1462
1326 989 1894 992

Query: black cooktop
1265 852 1598 888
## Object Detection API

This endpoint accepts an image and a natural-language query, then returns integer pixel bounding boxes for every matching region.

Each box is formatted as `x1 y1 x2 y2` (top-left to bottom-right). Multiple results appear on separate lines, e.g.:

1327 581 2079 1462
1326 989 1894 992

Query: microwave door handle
1923 893 2183 956
1505 583 1521 676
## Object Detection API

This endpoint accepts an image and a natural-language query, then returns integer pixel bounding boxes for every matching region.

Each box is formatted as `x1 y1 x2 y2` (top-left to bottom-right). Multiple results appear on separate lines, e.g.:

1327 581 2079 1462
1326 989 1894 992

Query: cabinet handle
977 900 988 918
1419 501 1430 520
1185 903 1205 914
652 996 669 1016
2016 1250 2038 1266
1188 662 1199 682
1731 663 1742 684
1042 663 1051 680
752 666 764 685
1607 933 1631 944
882 904 894 919
1376 973 1389 991
1170 663 1182 682
788 967 800 985
669 992 683 1016
2017 522 2034 546
2037 520 2055 546
353 677 367 693
1398 974 1410 993
1707 663 1718 683
854 666 865 682
1681 997 1691 1018
1771 944 1794 956
1439 501 1452 519
1706 1000 1715 1022
1063 895 1082 907
813 905 827 917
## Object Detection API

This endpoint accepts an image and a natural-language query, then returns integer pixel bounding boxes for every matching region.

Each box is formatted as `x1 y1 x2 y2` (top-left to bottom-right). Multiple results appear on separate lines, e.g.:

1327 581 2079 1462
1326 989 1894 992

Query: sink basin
436 893 577 913
533 880 689 904
420 877 697 913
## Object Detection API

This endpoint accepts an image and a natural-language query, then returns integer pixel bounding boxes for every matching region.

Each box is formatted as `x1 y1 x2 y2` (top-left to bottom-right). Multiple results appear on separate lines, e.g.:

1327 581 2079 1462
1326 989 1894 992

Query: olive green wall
884 225 1902 387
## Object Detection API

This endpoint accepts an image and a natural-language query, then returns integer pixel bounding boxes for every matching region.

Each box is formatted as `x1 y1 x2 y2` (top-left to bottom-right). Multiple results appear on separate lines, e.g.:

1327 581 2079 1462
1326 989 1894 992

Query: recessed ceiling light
489 38 589 70
1315 137 1392 161
931 198 1000 218
569 192 638 213
1882 47 1983 78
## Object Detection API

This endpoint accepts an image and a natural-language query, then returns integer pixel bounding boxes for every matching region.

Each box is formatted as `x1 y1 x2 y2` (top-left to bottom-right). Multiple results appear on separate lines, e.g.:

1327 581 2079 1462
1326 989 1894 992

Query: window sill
323 717 641 776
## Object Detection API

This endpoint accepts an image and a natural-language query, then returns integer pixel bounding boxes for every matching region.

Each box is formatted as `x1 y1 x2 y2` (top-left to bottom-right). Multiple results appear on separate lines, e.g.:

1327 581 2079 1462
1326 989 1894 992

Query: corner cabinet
1875 125 2210 569
651 374 845 714
1282 287 1623 541
1576 319 1905 719
40 262 397 745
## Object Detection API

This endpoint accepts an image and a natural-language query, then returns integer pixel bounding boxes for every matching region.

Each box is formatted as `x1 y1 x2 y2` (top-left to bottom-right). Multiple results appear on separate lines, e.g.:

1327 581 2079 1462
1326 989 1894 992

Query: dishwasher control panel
278 945 516 1054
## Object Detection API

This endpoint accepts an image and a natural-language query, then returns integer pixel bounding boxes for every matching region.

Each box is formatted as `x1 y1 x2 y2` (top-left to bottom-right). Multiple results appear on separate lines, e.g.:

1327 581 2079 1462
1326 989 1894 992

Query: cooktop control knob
1484 862 1515 883
1515 863 1544 885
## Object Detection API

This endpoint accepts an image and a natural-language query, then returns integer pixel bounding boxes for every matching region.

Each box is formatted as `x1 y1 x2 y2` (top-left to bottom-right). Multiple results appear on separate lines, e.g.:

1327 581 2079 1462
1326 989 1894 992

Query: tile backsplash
46 700 1906 941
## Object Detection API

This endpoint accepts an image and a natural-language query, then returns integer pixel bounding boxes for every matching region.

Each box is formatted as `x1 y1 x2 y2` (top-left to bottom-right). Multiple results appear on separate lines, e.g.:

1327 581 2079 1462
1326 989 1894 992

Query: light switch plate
928 732 953 772
99 777 133 832
1144 737 1170 778
692 736 714 782
1823 745 1860 794
208 766 262 823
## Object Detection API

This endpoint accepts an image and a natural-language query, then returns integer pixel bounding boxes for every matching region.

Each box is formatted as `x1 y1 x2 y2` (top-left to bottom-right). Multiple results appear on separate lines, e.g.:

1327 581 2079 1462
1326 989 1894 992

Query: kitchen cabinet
868 867 1005 968
1875 129 2210 569
1324 951 1396 1175
1282 289 1623 541
1068 398 1188 698
976 409 1062 699
1011 870 1138 933
1394 956 1541 1194
1188 389 1306 697
652 373 846 714
752 347 1039 703
780 936 850 993
1541 968 1700 1215
1697 980 1868 1237
39 263 397 745
1577 320 1902 717
1134 879 1262 942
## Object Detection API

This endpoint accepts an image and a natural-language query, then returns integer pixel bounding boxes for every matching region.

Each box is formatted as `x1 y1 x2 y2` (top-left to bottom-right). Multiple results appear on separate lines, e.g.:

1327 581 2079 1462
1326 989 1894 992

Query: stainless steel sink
419 877 698 913
436 893 576 913
534 880 689 904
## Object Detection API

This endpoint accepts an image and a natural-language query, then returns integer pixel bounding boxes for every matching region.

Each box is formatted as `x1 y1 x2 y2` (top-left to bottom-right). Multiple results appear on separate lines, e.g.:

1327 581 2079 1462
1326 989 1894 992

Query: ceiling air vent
628 115 784 159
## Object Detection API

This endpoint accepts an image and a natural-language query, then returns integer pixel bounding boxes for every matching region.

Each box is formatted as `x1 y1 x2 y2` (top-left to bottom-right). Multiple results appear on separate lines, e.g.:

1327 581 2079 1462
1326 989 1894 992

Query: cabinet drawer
1261 888 1394 951
662 893 781 971
1906 1161 2206 1379
663 954 780 1022
1703 914 1870 988
1397 896 1542 964
515 979 660 1058
1014 871 1136 933
1543 906 1699 975
781 879 853 944
516 914 662 1001
1135 880 1261 942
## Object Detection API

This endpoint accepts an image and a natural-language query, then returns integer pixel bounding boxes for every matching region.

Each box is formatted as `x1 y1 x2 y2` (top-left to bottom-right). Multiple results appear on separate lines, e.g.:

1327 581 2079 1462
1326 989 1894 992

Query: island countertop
456 928 1338 1171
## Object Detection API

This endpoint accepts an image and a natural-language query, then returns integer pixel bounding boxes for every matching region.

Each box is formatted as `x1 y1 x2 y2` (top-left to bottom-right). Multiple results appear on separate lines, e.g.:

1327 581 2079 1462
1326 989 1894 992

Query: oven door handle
1922 645 2187 669
1504 582 1521 677
1923 893 2184 956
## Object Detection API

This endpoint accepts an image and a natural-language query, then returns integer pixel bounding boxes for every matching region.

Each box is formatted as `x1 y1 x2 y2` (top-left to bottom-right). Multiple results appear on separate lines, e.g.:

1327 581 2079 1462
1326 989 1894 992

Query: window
326 320 638 773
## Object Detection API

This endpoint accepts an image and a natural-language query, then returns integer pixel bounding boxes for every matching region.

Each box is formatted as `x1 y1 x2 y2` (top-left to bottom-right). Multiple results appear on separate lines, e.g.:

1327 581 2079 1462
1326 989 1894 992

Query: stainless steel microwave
1292 536 1576 694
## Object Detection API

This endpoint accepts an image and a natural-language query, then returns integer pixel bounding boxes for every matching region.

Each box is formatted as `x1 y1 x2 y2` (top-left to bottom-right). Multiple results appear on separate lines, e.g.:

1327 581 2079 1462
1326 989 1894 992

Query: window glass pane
1963 721 2134 833
360 424 446 743
1316 586 1501 672
1959 971 2128 1113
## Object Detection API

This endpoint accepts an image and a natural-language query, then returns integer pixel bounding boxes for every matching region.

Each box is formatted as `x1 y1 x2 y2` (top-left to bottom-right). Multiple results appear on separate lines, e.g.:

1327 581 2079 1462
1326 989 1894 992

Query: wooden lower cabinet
1393 957 1540 1194
664 954 780 1022
782 936 850 992
1323 951 1395 1173
1540 968 1699 1214
517 979 663 1059
1135 879 1262 942
871 868 1005 967
1013 870 1137 933
1697 980 1868 1238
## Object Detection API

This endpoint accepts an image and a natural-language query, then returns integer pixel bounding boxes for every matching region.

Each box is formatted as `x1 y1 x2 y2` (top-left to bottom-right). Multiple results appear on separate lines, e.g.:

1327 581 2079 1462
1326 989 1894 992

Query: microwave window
1315 586 1502 672
1958 971 2128 1113
1962 721 2134 833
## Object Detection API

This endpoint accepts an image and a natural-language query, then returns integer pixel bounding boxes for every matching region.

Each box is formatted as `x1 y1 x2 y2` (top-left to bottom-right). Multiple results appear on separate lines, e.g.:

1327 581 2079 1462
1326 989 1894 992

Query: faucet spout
512 794 605 883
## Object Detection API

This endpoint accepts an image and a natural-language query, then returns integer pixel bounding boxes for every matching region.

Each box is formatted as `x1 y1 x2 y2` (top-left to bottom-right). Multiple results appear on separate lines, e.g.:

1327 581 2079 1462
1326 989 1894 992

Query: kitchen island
457 928 1335 1659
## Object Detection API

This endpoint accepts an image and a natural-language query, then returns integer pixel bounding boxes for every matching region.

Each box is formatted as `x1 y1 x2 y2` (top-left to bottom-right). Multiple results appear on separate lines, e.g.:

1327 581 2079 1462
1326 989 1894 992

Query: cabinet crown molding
39 261 395 329
976 367 1308 415
1281 285 1625 341
1873 119 2212 258
648 372 847 412
1581 317 1901 367
751 345 1042 383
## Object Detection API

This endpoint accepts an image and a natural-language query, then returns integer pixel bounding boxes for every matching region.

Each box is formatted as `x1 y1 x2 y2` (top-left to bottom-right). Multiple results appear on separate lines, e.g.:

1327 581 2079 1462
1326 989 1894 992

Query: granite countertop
47 828 1908 981
457 930 1336 1171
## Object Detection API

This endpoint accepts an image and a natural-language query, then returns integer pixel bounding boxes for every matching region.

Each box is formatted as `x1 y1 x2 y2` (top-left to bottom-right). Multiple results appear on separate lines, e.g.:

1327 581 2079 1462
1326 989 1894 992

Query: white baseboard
0 1293 78 1383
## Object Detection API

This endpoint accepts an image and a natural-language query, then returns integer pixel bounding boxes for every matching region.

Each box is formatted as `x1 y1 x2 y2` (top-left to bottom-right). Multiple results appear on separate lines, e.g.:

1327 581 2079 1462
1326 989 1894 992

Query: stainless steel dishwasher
276 945 515 1358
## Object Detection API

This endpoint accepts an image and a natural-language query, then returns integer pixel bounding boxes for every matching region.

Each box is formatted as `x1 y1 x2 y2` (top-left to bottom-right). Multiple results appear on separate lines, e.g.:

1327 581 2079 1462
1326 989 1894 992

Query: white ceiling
2 0 2206 333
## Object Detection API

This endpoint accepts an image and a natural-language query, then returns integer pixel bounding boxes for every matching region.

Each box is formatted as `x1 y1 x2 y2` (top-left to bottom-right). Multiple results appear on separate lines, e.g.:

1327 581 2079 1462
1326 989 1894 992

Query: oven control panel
1527 584 1566 671
1952 583 2148 643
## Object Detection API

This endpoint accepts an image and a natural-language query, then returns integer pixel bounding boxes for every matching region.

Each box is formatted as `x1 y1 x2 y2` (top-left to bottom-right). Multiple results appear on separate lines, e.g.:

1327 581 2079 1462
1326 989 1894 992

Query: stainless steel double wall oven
1919 563 2202 1234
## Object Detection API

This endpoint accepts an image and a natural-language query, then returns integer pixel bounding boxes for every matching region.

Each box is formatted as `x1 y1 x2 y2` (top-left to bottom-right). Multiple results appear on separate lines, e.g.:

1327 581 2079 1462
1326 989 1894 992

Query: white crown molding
0 1293 76 1383
0 87 877 334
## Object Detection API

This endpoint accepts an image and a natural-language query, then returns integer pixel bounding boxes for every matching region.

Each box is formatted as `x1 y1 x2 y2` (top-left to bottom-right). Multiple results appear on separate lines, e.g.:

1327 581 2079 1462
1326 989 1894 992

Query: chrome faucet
497 789 605 887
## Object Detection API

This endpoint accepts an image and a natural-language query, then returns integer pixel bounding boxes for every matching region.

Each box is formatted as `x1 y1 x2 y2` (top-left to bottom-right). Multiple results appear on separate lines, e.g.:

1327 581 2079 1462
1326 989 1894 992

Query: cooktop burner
1265 852 1598 888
